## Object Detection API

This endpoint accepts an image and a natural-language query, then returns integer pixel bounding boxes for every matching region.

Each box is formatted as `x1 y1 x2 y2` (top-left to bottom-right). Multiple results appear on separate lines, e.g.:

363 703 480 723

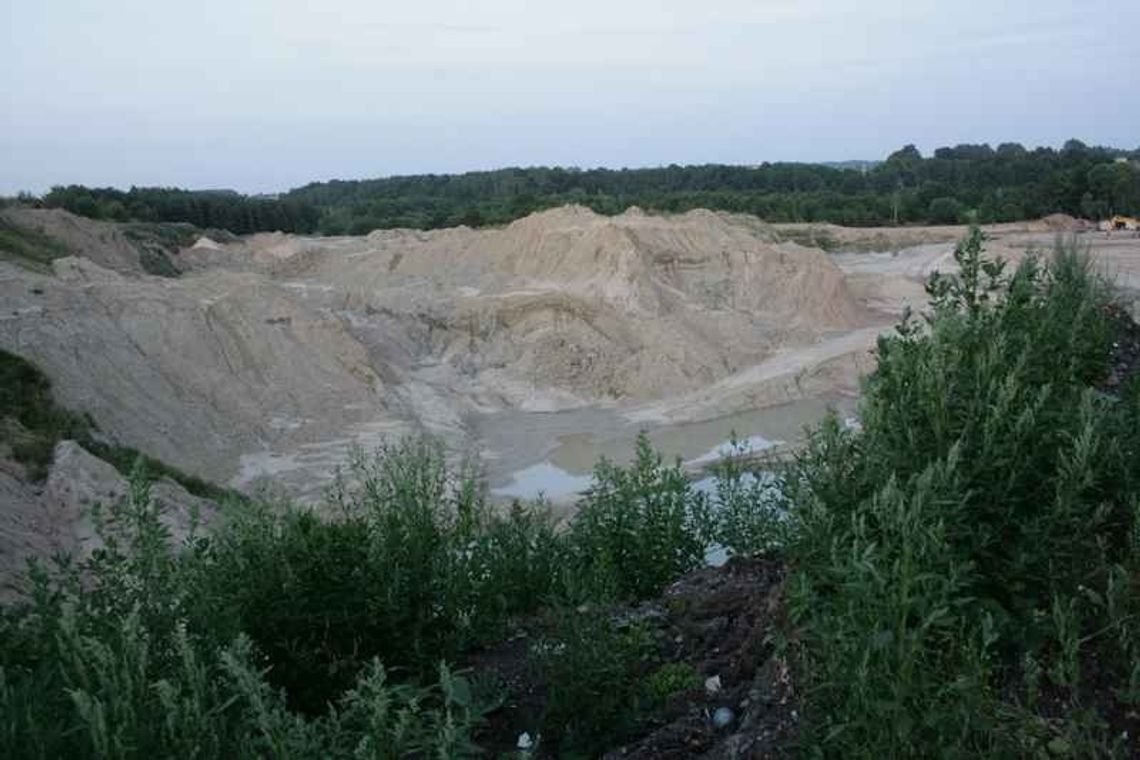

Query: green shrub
707 438 790 556
643 661 701 704
184 440 562 713
566 433 715 601
788 228 1140 755
0 359 797 757
0 349 90 479
531 607 658 755
0 459 497 758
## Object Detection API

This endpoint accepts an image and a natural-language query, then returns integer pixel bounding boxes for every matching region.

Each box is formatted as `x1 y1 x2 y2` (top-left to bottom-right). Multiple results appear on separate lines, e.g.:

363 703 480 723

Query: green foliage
531 608 658 755
0 419 781 756
42 186 320 234
31 141 1140 237
773 225 839 251
285 140 1140 234
643 661 701 703
184 440 559 713
787 229 1140 755
566 434 715 601
0 461 497 758
77 439 234 502
0 349 90 479
928 195 963 224
0 348 237 501
707 438 790 556
121 221 198 277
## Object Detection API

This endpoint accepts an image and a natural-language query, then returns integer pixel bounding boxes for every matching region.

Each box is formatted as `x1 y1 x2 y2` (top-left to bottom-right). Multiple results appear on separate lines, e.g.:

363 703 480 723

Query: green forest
26 139 1140 236
35 187 322 235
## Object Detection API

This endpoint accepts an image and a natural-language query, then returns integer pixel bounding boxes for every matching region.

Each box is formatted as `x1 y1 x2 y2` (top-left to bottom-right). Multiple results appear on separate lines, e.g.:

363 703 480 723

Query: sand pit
3 207 1137 503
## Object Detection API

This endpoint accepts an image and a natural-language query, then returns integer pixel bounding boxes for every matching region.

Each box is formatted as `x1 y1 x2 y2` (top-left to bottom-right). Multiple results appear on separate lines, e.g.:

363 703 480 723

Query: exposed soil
3 207 1139 593
4 207 1139 507
470 556 796 758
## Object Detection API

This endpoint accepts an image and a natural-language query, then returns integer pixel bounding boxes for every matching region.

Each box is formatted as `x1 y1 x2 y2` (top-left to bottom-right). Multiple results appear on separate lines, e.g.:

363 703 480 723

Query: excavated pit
2 207 1137 507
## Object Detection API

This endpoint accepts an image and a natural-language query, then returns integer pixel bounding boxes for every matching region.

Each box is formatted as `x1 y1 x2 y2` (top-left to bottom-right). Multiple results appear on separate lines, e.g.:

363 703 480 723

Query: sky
3 0 1138 195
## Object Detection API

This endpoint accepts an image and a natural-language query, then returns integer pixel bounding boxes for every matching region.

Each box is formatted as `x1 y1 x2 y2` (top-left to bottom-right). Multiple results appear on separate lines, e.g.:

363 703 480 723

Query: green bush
566 433 715 601
184 440 562 713
707 438 790 555
788 229 1140 755
0 460 499 758
531 607 658 755
1 422 782 757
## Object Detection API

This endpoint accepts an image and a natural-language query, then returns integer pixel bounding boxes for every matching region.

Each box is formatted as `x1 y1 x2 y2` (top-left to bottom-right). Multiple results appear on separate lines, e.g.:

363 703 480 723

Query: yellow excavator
1108 214 1140 231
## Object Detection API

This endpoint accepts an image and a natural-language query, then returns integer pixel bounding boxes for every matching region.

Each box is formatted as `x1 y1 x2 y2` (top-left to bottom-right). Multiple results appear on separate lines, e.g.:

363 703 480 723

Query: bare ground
470 556 797 759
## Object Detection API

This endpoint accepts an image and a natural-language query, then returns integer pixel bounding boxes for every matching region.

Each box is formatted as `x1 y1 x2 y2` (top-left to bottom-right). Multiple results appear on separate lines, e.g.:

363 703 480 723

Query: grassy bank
0 217 70 273
0 348 237 502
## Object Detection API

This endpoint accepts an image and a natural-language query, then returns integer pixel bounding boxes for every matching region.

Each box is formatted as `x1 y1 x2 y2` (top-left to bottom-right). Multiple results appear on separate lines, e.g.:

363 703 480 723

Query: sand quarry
3 206 1139 505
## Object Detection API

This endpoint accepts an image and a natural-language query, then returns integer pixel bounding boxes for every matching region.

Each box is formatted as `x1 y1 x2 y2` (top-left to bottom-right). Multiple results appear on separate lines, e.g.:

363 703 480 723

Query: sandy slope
2 207 1137 501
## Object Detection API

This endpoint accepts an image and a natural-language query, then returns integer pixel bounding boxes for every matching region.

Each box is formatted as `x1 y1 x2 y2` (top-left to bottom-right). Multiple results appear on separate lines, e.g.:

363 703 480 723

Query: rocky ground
470 556 797 759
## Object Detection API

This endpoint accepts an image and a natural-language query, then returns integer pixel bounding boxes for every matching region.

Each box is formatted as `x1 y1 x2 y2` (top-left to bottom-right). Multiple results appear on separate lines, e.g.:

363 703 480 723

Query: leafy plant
531 607 658 755
787 229 1140 755
567 433 714 601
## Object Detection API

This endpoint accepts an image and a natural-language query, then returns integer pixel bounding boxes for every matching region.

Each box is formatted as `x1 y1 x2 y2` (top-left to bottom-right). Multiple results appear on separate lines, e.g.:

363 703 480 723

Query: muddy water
477 394 856 502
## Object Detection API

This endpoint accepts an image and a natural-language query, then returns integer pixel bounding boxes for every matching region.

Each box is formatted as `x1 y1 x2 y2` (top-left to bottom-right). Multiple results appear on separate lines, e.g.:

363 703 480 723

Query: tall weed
788 229 1140 755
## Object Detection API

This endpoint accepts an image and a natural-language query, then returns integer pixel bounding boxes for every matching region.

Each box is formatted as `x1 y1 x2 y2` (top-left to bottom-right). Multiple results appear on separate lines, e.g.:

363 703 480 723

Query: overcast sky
3 0 1137 194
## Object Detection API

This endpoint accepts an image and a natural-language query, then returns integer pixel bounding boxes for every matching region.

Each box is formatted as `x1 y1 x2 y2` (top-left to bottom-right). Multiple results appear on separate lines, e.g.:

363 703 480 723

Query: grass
0 214 193 278
0 348 238 502
0 350 91 479
121 223 199 277
0 227 1137 756
773 225 840 252
0 217 71 273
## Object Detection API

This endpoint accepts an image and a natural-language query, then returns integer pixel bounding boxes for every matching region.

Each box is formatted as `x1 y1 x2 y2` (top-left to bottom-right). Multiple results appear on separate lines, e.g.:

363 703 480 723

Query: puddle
476 394 854 503
490 461 594 501
544 395 852 476
684 434 779 467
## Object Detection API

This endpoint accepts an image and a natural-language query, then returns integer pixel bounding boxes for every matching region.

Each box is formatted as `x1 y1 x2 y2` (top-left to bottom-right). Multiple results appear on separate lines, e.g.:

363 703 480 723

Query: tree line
39 186 321 234
289 140 1140 234
27 139 1140 235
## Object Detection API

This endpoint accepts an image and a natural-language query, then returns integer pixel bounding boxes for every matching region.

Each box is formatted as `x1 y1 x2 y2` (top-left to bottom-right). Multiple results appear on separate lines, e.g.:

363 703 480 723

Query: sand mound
2 207 144 274
192 235 223 250
1041 213 1079 231
0 206 872 497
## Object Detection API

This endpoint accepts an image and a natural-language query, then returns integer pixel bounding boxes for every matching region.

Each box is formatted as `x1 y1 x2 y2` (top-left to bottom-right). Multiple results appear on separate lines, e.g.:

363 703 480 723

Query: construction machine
1107 215 1140 231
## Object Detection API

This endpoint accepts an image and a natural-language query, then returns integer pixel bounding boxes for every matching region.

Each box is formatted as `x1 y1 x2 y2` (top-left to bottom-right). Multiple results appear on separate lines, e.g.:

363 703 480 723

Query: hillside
0 207 878 498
